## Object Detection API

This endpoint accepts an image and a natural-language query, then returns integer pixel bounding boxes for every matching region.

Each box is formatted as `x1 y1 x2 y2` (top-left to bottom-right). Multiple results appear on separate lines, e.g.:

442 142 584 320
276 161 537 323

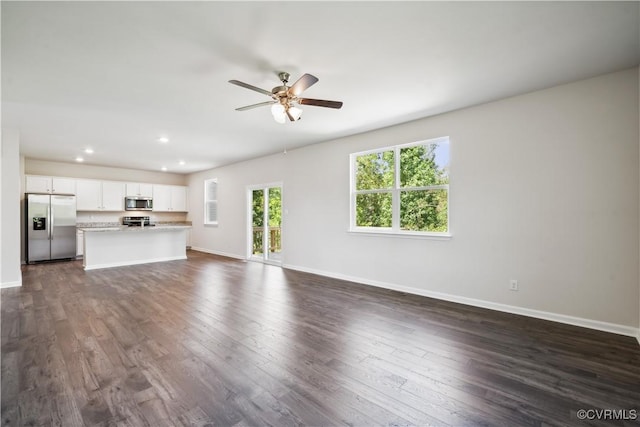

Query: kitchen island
80 225 191 270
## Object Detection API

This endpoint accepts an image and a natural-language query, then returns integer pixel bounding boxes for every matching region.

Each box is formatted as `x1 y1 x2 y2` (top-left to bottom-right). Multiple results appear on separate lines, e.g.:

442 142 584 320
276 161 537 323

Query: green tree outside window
353 138 449 234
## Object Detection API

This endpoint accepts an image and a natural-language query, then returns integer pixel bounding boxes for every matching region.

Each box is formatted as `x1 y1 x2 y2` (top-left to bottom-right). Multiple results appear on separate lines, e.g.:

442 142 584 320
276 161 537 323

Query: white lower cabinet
76 230 84 257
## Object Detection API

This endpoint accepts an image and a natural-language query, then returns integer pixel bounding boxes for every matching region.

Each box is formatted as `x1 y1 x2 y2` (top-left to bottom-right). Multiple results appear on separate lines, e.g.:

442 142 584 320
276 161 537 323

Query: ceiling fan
229 72 343 123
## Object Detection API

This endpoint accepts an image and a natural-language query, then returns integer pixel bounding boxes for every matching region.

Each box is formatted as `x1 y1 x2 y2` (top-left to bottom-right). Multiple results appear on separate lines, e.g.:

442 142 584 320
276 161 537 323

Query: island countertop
81 224 190 270
79 225 191 232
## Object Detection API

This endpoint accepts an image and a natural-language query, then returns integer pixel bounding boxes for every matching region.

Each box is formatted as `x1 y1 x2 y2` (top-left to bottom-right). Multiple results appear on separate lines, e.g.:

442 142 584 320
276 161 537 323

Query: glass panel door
250 185 282 264
267 187 282 262
251 189 265 258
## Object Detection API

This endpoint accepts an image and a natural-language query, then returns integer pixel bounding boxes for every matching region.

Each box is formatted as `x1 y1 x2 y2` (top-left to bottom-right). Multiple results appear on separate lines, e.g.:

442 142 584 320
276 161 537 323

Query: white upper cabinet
152 185 171 211
125 183 153 197
76 180 101 210
28 175 186 213
153 185 188 212
25 175 76 195
101 181 125 211
25 176 50 193
170 186 187 212
76 179 124 211
52 178 76 194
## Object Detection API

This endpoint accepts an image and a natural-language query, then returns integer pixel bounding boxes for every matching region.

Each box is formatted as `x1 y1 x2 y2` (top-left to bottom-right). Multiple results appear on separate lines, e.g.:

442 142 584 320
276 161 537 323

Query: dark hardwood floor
2 250 639 426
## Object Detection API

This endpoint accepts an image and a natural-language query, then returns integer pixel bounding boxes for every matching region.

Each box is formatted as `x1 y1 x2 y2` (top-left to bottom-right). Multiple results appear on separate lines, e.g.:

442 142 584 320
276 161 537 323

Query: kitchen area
24 173 192 270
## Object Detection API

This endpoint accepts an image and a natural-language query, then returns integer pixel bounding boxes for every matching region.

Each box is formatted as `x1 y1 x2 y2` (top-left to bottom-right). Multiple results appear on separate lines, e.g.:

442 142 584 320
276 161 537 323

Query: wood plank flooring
2 250 640 426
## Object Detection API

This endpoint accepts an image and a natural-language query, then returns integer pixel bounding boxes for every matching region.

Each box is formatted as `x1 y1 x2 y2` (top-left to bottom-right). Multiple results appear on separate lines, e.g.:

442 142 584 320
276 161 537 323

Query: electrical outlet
509 279 519 291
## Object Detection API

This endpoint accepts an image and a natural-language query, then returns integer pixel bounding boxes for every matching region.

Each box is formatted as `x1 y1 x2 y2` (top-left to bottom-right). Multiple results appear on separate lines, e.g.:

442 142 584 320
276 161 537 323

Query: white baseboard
190 247 246 261
83 256 187 271
282 263 640 339
1 279 22 289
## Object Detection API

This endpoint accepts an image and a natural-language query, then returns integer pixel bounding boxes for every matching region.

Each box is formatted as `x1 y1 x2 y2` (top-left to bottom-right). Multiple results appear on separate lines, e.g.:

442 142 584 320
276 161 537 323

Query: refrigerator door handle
49 205 53 240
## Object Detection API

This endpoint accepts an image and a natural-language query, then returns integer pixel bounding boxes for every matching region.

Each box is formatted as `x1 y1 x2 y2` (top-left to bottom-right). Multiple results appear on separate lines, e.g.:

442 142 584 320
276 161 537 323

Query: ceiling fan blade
298 98 343 109
235 101 275 111
289 73 319 96
229 80 273 97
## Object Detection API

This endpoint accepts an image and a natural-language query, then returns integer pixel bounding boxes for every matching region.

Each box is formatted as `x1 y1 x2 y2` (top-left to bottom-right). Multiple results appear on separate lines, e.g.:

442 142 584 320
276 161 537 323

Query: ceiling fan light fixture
230 72 342 122
288 105 303 121
271 103 286 124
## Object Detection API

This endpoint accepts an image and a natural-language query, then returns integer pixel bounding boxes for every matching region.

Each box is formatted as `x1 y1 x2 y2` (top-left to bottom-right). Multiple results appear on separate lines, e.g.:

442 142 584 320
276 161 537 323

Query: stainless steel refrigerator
26 194 77 263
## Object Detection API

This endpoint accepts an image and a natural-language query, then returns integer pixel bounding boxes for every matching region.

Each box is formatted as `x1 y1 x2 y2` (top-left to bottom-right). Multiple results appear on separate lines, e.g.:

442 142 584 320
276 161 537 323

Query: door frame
246 181 283 265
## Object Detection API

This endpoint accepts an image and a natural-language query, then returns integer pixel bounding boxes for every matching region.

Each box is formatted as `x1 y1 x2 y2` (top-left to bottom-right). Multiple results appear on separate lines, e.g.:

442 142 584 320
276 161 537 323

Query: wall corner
1 128 23 287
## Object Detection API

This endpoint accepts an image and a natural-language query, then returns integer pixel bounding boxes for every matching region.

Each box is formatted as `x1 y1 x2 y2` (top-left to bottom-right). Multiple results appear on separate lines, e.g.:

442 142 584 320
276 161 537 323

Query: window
350 137 450 236
204 178 218 225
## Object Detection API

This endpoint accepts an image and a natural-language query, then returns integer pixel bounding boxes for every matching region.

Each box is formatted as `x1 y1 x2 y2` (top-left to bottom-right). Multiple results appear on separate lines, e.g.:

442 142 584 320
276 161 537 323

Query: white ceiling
2 2 639 174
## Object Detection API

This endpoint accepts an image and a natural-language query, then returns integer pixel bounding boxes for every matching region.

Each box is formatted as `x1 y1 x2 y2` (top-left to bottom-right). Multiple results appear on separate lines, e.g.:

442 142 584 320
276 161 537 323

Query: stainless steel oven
125 196 153 211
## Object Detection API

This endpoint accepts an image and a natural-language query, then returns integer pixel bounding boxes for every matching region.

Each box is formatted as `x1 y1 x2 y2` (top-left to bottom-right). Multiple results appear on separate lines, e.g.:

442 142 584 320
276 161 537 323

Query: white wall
188 68 640 334
1 129 22 287
188 154 285 259
24 159 187 185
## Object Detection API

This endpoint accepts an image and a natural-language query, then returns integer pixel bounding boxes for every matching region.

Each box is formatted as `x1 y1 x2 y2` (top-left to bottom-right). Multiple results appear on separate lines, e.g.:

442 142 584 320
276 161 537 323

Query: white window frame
349 136 451 238
204 178 218 226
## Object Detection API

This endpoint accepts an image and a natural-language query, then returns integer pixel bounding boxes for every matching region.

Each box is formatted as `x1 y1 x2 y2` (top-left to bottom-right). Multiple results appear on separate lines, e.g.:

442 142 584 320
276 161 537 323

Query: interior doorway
248 184 282 264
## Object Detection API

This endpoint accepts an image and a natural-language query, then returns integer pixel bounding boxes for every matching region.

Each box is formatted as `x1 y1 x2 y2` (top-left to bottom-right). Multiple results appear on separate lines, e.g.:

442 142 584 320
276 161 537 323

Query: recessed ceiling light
158 137 169 144
84 148 94 154
75 157 84 162
161 166 167 172
179 160 185 166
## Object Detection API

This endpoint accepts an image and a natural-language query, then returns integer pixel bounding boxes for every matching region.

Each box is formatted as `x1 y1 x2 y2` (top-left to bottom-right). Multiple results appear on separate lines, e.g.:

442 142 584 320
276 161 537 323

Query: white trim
246 181 284 191
282 263 640 339
83 255 186 271
190 247 246 261
351 136 451 157
249 256 282 267
348 229 452 240
1 279 22 289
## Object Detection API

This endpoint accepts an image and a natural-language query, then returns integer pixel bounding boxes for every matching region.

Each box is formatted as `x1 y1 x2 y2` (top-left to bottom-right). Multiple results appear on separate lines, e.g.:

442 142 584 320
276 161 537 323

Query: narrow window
204 178 218 225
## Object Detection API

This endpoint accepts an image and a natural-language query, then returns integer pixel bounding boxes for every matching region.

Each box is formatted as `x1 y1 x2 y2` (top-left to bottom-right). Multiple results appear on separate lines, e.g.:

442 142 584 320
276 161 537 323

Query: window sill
204 223 219 227
347 228 452 240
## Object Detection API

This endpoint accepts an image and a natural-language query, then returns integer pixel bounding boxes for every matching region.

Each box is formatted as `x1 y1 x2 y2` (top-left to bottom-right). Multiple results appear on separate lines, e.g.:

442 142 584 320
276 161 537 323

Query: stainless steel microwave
125 196 153 211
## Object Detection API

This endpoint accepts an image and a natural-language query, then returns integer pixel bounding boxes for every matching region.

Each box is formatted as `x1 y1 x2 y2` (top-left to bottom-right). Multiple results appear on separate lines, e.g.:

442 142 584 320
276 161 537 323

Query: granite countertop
77 221 192 232
77 222 121 228
80 225 191 232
